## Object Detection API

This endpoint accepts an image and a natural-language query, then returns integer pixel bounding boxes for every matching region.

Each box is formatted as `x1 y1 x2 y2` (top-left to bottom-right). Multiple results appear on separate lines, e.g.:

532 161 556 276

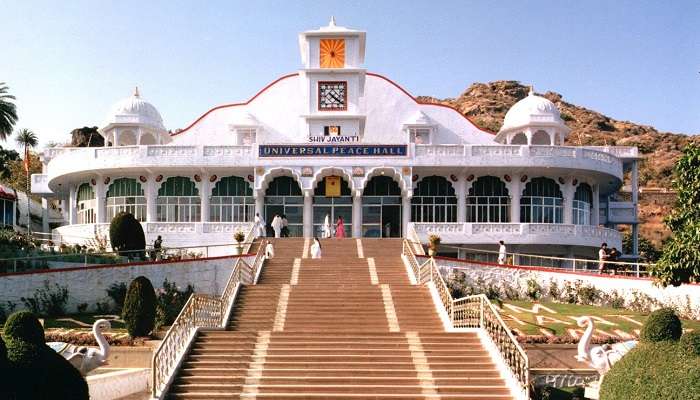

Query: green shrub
526 278 542 300
107 281 128 313
3 311 89 399
109 212 146 258
680 331 700 356
155 279 195 328
640 307 682 343
3 310 45 345
20 280 70 317
122 276 157 337
600 342 700 400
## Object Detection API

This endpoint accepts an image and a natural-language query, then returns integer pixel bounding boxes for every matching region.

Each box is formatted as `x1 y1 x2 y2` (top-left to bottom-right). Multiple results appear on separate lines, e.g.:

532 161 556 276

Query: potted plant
234 231 245 255
428 234 441 257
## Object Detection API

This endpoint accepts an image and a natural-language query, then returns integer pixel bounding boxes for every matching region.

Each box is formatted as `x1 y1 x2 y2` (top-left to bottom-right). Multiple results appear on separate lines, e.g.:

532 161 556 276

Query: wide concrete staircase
166 238 514 399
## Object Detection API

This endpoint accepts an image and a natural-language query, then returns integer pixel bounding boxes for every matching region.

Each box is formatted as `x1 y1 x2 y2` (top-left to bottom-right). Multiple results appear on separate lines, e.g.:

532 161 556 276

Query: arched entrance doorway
313 176 352 237
264 176 303 236
362 176 402 237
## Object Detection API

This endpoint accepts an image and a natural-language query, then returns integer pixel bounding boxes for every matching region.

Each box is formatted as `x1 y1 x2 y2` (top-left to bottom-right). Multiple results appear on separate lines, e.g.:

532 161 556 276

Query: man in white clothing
271 215 282 238
498 241 507 265
254 213 265 238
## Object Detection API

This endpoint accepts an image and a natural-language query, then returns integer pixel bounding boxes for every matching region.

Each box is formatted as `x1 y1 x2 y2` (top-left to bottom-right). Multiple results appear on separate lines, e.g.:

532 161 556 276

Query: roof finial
528 85 534 96
329 16 336 27
134 86 140 98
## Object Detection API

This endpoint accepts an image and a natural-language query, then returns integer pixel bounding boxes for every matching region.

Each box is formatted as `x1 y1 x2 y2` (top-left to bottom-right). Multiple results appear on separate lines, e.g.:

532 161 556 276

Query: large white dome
500 89 563 132
103 88 165 131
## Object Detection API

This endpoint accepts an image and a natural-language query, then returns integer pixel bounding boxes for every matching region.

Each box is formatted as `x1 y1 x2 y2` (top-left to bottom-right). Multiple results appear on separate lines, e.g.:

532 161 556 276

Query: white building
31 19 640 259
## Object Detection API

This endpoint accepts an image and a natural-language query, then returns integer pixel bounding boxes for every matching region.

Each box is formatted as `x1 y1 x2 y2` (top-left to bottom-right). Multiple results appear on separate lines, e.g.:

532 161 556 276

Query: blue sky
2 0 698 150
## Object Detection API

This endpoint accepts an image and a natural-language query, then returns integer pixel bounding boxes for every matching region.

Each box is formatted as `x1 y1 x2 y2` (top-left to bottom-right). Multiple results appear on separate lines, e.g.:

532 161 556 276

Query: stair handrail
425 257 529 398
402 239 421 282
151 232 266 398
406 223 426 255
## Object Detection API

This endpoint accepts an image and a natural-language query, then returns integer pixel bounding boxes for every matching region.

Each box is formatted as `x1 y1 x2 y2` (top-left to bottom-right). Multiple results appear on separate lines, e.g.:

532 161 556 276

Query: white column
631 160 639 204
352 190 362 238
68 185 77 225
303 190 313 238
146 176 157 222
592 184 600 226
509 176 521 223
456 176 466 223
200 175 210 222
563 182 575 224
402 193 411 237
255 192 264 219
41 198 49 232
95 179 106 224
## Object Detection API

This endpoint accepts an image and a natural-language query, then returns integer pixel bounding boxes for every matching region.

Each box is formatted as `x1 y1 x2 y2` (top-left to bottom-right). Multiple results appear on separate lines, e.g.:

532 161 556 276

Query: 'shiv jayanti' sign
259 145 407 157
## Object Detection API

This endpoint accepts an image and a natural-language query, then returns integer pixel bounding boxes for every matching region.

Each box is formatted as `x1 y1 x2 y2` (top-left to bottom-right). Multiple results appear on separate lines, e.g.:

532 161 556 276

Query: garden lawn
498 300 700 339
41 313 126 331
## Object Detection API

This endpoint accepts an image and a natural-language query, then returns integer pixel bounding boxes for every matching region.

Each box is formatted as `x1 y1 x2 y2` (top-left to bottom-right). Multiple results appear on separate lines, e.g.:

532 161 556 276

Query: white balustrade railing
423 257 529 398
151 227 266 399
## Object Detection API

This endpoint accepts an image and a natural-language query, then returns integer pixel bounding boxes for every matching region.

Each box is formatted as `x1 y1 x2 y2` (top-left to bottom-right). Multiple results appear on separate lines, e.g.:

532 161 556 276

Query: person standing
254 213 265 238
271 214 282 238
265 241 275 259
498 240 507 265
335 215 346 238
281 214 289 237
153 235 163 261
322 214 331 238
310 237 322 259
598 243 609 274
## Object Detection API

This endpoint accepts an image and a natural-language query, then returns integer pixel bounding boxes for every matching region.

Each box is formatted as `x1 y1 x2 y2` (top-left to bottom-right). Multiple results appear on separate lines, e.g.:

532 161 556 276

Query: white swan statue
575 316 637 398
47 319 111 375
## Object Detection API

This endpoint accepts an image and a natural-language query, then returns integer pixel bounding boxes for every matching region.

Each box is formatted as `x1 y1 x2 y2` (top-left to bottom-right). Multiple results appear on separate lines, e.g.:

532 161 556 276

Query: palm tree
15 128 38 234
0 82 18 141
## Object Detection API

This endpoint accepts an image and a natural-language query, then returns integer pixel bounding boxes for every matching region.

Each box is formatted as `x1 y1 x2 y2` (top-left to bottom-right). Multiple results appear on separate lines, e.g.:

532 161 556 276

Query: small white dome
103 88 165 131
500 89 562 132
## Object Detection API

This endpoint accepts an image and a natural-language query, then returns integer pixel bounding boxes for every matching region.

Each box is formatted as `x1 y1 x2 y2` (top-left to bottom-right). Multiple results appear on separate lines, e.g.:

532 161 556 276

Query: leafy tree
623 232 661 263
0 82 17 141
0 145 19 179
651 144 700 286
15 129 39 234
122 276 157 337
109 212 146 257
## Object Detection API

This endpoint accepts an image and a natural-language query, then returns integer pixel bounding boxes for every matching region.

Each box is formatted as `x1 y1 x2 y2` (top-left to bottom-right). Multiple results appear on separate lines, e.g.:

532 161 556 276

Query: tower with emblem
298 17 366 142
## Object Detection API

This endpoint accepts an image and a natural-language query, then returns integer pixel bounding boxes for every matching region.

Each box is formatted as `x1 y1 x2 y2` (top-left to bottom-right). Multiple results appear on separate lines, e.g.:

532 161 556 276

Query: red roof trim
0 253 254 278
418 254 700 285
171 71 496 137
171 73 300 136
366 72 496 136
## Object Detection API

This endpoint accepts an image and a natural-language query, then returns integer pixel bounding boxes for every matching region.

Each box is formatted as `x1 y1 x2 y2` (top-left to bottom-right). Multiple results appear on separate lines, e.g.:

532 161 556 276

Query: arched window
511 132 528 145
411 176 457 223
520 177 563 223
107 178 146 222
573 183 593 225
210 176 254 222
466 176 510 223
532 130 551 145
157 177 201 222
76 183 96 224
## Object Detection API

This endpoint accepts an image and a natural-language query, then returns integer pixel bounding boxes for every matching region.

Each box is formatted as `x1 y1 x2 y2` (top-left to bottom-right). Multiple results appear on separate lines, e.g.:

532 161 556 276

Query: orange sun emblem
320 39 345 68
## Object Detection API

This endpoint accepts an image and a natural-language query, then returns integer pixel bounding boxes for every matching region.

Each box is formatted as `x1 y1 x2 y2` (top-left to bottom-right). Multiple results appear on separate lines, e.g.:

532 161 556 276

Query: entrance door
362 176 403 238
264 176 304 237
313 176 352 237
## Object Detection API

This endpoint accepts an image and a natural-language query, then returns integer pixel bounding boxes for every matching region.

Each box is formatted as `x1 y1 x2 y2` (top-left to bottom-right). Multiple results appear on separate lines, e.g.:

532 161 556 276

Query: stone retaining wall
428 256 700 319
0 255 253 313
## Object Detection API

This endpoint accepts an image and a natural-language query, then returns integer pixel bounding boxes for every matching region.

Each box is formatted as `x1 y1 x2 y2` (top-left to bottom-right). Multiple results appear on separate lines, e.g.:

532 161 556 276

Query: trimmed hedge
3 310 45 345
3 311 89 399
640 307 682 342
680 331 700 356
600 342 700 400
109 212 146 257
122 276 157 337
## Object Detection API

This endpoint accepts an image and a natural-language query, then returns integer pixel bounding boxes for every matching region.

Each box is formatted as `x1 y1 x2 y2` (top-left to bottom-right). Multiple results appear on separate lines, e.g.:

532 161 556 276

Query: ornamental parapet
412 222 622 249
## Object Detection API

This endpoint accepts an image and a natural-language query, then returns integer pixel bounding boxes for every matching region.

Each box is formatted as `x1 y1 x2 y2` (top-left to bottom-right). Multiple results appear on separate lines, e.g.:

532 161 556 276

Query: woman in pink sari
335 216 346 238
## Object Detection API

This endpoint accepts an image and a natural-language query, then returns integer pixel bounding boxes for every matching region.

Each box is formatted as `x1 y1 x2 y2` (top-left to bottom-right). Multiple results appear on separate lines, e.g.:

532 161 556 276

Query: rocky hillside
418 80 697 187
419 81 697 245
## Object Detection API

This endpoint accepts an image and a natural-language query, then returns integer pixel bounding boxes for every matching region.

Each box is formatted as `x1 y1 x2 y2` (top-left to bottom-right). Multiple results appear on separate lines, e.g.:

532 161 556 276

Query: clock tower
298 17 366 142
